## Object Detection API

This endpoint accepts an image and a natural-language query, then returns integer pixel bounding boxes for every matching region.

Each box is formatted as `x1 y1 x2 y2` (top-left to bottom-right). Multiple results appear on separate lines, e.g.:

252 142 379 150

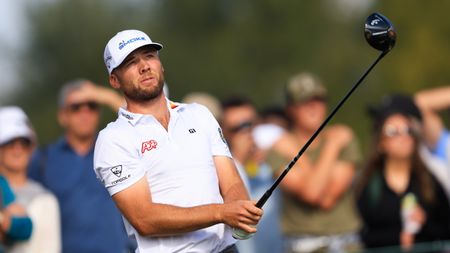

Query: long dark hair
356 115 435 204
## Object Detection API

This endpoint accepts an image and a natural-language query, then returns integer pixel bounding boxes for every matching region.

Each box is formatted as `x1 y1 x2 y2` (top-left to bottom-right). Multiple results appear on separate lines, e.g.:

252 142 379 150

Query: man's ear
109 74 121 90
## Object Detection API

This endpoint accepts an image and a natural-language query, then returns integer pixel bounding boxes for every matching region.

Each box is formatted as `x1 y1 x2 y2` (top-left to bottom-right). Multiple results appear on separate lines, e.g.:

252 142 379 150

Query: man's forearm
301 142 342 202
415 87 450 148
133 202 224 236
415 86 450 112
222 181 250 203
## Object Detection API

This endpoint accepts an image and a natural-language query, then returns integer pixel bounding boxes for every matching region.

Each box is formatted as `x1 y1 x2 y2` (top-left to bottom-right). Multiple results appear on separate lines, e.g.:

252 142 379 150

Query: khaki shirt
267 136 362 235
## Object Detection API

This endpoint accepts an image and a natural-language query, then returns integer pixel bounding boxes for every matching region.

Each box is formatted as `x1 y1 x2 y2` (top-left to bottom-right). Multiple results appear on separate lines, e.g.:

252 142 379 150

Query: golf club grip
255 50 388 210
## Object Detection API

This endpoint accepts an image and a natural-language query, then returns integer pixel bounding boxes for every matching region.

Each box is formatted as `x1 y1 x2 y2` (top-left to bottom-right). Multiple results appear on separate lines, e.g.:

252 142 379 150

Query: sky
0 0 28 100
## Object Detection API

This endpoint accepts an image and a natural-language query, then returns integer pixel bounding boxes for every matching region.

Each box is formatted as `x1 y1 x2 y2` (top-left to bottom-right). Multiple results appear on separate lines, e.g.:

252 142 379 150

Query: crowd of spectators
1 72 450 253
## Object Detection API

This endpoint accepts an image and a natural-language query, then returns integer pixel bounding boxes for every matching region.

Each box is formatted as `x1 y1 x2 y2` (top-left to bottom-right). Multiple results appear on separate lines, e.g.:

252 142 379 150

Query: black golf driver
232 12 396 240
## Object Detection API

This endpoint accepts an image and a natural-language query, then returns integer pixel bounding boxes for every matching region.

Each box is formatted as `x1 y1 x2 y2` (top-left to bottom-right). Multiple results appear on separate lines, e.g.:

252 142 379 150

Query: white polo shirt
94 101 235 253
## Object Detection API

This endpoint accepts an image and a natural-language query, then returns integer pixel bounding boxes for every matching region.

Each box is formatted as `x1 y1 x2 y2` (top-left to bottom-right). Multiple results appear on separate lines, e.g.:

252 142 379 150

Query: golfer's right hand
219 200 263 233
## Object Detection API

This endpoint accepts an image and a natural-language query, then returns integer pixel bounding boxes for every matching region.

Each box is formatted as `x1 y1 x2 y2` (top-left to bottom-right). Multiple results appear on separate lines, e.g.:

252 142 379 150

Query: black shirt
357 170 450 249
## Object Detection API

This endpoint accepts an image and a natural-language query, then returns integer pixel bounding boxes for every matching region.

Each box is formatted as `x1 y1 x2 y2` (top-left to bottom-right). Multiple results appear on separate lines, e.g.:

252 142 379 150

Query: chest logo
141 140 158 154
189 128 196 134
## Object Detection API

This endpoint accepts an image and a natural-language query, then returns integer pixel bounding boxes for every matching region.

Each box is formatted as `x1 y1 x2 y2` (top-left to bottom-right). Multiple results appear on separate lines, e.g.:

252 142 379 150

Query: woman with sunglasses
356 94 450 251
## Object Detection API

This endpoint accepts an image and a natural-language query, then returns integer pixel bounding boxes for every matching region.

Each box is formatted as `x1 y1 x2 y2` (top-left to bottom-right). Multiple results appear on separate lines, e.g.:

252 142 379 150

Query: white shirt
94 101 235 253
9 181 61 253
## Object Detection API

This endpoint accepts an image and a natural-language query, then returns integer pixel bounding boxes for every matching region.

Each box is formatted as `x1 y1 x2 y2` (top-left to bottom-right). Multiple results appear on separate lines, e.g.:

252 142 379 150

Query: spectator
259 105 291 130
0 106 60 253
415 86 450 198
266 72 362 253
221 96 256 191
253 105 293 164
356 94 450 250
220 96 284 253
182 92 223 121
0 108 35 249
28 80 130 253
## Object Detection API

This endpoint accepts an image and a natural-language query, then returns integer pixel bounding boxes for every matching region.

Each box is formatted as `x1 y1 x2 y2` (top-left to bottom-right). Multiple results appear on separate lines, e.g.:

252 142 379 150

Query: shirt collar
118 108 143 126
118 97 185 126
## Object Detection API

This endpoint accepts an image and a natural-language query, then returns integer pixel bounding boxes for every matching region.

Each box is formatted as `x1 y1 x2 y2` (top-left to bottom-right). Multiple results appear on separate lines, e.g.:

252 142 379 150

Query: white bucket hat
0 106 36 146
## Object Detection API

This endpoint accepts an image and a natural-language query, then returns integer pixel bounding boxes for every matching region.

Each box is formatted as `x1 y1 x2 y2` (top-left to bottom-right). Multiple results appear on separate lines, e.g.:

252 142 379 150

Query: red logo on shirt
141 140 158 154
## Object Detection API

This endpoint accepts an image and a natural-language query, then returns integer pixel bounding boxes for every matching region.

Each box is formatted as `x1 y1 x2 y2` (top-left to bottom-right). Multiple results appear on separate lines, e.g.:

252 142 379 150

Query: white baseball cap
0 106 36 146
104 29 163 74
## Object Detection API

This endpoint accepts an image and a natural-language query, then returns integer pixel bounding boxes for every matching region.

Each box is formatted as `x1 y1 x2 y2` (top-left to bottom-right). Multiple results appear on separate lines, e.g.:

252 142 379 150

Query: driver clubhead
365 13 396 52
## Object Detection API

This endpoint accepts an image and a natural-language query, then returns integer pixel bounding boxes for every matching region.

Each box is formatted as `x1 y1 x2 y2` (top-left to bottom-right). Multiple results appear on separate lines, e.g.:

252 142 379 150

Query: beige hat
285 72 327 104
0 106 36 145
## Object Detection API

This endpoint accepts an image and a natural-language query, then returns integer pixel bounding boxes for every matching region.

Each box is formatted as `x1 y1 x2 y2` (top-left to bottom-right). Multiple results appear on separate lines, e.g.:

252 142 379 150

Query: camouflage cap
285 72 327 104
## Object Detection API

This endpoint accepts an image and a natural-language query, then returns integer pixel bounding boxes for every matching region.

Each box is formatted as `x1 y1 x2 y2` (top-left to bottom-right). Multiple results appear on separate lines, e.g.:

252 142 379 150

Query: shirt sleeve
0 177 33 241
194 104 232 158
431 129 450 161
0 176 15 206
94 128 146 196
7 217 33 241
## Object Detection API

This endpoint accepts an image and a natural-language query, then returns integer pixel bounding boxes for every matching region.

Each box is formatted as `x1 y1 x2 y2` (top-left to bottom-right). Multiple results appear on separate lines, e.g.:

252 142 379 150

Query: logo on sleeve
110 165 123 178
105 165 131 186
141 140 158 154
218 127 227 144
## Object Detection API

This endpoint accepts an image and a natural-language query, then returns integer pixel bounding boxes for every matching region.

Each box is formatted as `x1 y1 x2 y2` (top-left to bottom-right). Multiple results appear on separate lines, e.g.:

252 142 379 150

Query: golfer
93 29 262 253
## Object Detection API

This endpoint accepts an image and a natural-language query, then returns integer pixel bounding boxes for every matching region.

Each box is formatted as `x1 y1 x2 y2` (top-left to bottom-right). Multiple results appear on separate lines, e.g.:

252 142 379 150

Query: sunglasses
229 121 254 133
1 137 32 148
383 124 414 138
66 101 99 112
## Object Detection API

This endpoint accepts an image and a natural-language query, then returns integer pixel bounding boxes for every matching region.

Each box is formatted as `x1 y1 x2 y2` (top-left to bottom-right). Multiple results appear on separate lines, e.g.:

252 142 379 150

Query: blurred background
1 0 450 149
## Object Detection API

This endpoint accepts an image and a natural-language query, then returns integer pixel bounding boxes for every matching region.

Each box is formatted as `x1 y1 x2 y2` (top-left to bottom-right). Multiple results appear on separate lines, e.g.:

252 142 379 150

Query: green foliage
12 0 450 152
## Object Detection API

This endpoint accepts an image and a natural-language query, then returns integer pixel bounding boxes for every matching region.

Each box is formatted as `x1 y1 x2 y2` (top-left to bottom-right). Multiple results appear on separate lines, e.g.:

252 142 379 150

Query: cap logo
105 55 112 69
118 37 146 50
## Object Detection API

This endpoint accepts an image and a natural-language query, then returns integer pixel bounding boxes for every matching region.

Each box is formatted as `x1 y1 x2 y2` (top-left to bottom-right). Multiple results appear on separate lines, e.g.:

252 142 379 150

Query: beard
122 75 165 102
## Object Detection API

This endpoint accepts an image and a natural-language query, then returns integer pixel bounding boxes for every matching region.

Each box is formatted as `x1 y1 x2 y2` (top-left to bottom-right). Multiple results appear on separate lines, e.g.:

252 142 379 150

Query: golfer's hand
219 200 263 233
